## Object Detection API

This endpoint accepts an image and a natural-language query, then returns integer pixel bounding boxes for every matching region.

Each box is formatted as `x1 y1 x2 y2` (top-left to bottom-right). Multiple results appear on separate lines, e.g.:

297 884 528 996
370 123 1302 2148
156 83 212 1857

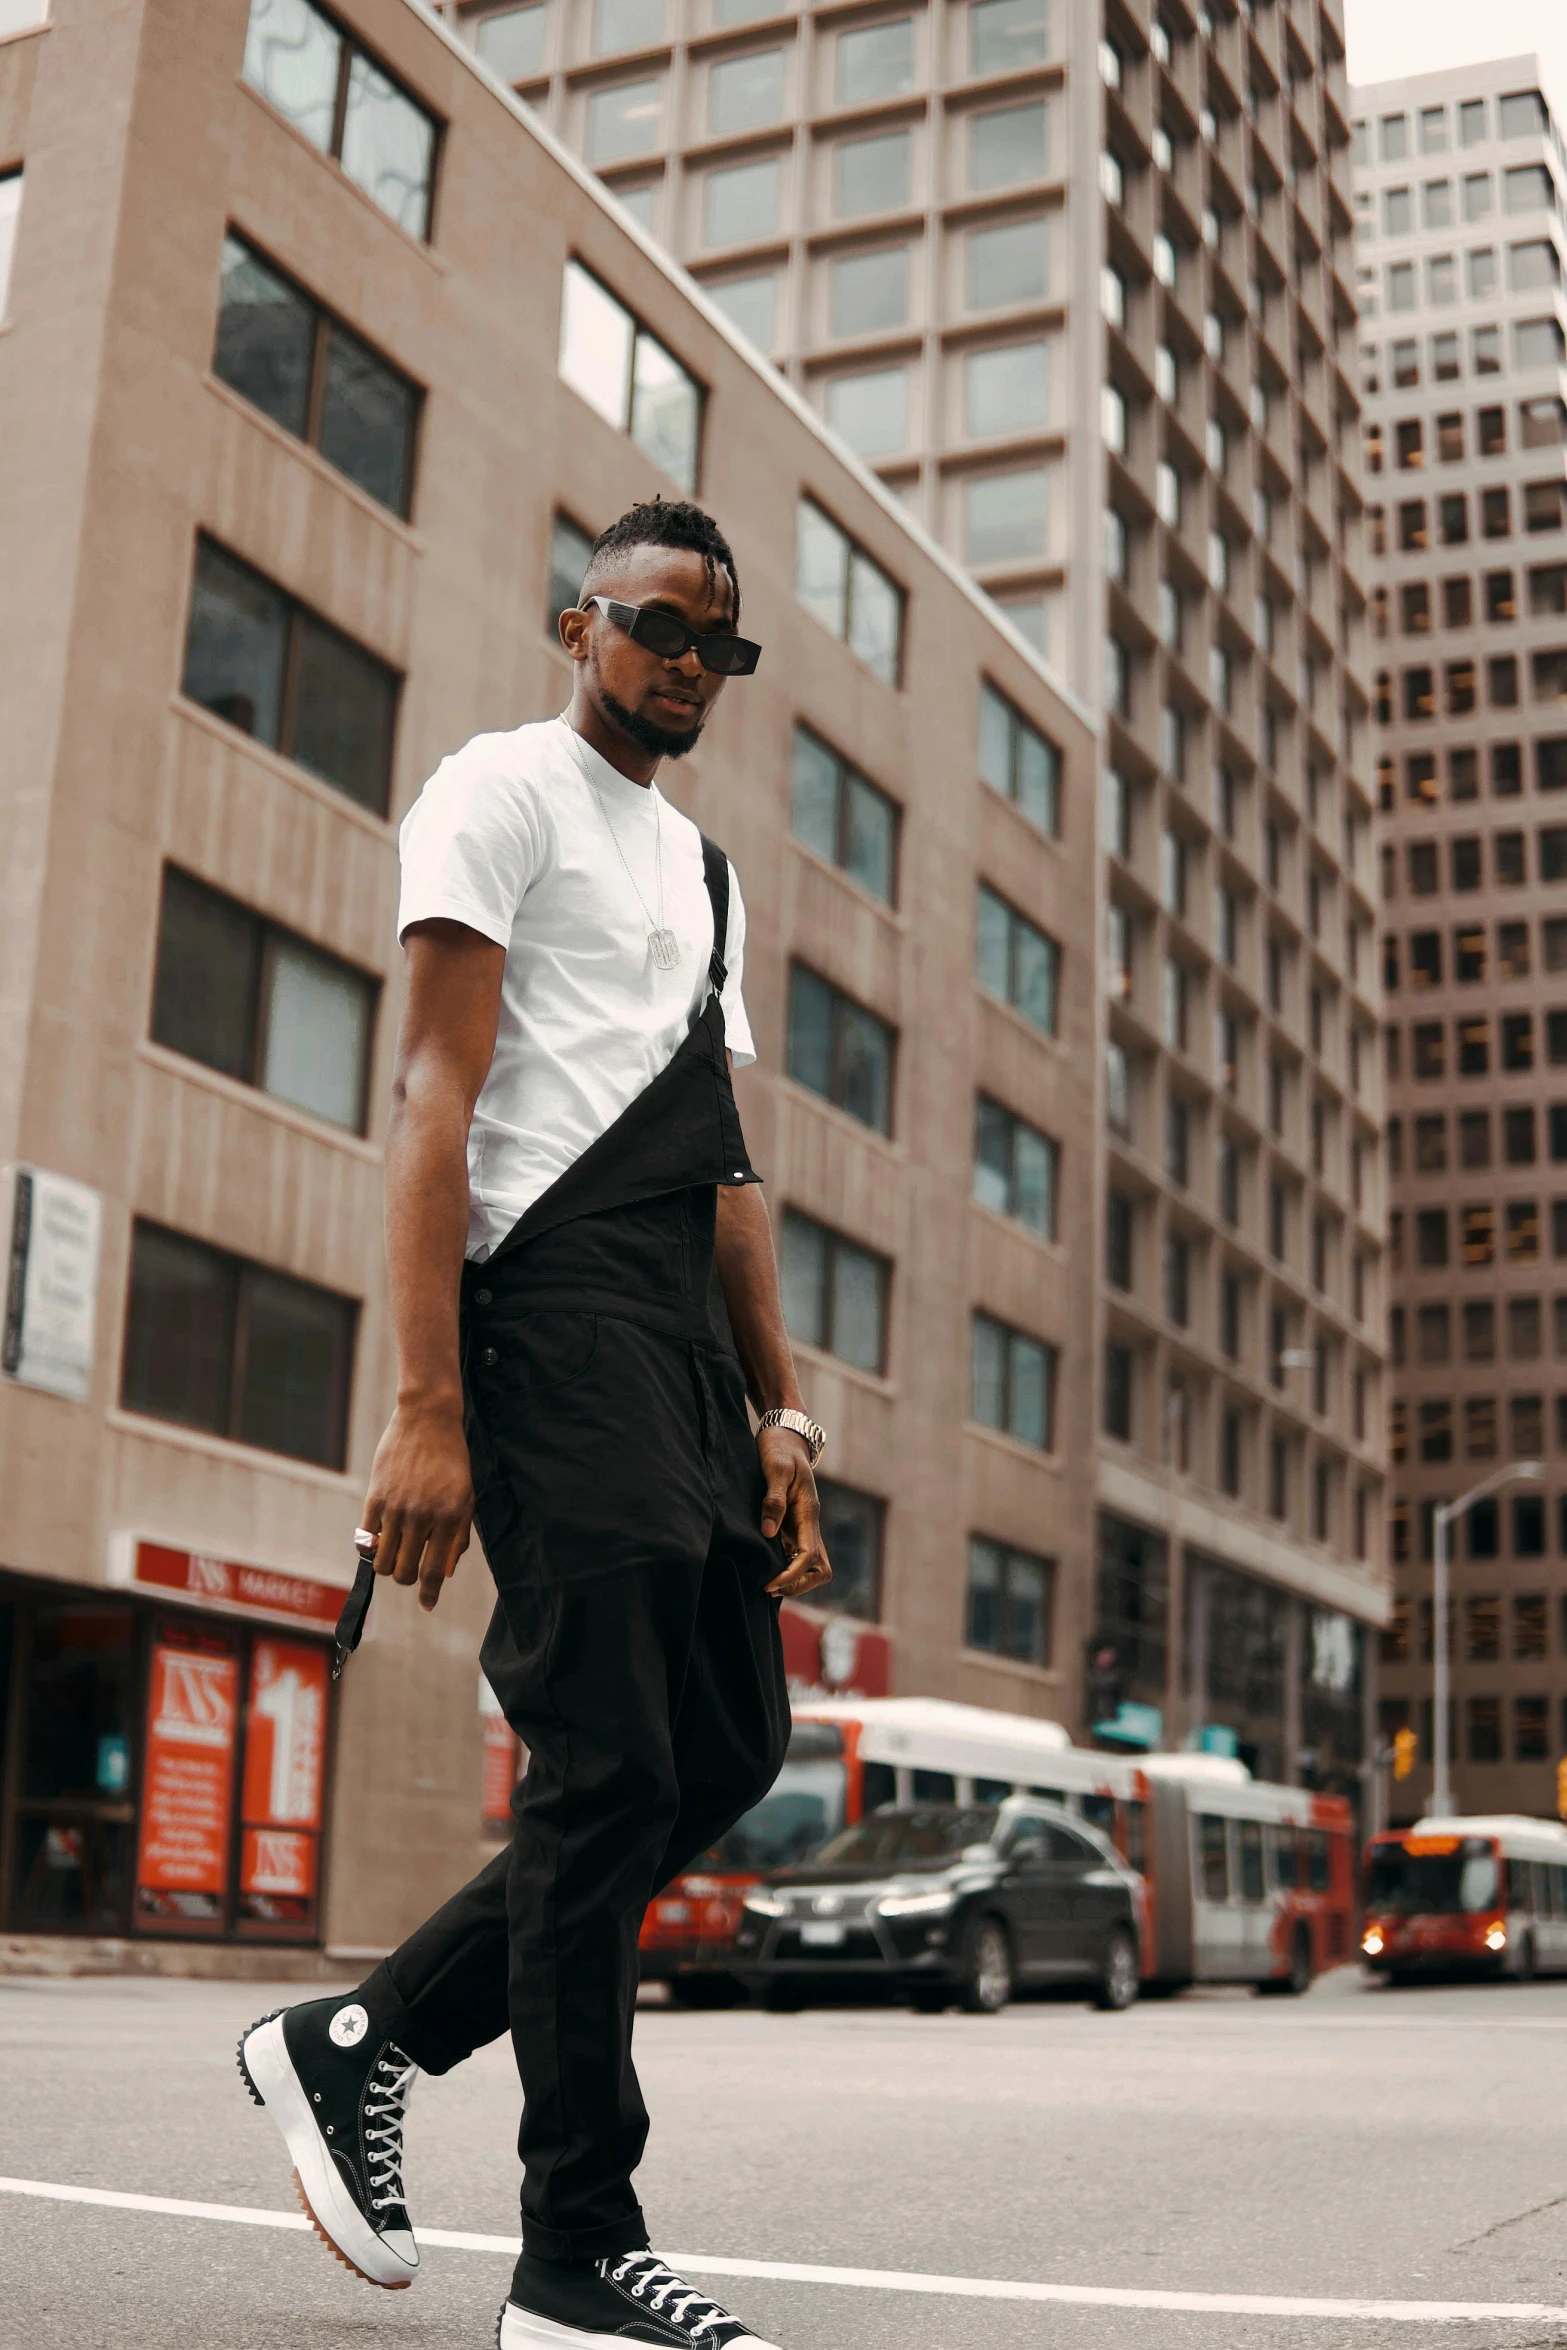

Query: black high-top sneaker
238 1995 419 2289
498 2250 783 2348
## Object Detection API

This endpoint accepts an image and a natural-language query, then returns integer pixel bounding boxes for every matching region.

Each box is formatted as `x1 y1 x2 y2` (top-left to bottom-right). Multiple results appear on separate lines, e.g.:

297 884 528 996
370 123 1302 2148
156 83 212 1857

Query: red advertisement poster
135 1638 241 1919
239 1639 330 1921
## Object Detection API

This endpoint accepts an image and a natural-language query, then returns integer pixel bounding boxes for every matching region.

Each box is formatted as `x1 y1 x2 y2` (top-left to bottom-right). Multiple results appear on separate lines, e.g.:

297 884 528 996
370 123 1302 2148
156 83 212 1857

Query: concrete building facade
1354 56 1567 1821
0 0 1107 1956
442 0 1391 1792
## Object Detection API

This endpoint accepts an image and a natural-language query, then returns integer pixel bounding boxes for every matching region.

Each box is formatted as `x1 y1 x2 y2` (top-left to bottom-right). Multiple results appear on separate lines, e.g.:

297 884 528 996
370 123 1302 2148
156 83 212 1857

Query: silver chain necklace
590 780 680 970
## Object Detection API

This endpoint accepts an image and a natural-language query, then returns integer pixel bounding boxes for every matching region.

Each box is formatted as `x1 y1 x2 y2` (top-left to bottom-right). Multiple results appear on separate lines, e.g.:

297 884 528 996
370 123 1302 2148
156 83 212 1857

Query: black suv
733 1797 1143 2014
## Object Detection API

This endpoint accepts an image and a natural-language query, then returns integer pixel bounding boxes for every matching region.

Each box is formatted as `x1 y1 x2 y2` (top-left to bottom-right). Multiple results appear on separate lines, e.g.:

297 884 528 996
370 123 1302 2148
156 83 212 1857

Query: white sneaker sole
498 2301 779 2348
238 2011 419 2291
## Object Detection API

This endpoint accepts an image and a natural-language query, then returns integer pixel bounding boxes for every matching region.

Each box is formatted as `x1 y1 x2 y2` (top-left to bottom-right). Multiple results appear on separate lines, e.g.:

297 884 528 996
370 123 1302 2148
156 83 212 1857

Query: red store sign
111 1538 347 1632
779 1603 891 1698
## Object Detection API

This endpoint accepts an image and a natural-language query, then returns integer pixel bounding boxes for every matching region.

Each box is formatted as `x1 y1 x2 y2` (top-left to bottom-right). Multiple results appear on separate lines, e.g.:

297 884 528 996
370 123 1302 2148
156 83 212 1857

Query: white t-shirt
397 715 756 1260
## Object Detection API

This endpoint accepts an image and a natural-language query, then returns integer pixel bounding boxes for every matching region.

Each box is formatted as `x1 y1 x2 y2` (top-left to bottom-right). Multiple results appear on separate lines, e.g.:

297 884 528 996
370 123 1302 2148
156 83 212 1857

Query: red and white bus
638 1696 1357 2002
1361 1815 1567 1983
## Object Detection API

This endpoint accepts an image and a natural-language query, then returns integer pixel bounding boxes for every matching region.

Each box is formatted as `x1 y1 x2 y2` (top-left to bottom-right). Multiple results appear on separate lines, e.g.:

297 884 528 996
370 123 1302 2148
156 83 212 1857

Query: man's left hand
758 1427 832 1599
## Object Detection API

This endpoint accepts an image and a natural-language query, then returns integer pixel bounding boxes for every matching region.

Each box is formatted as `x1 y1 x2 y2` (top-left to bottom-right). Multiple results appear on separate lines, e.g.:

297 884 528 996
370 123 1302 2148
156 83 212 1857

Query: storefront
0 1541 339 1943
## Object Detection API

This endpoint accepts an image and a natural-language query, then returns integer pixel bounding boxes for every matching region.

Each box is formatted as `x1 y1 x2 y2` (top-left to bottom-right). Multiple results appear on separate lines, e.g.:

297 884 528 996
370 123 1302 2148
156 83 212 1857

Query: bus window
975 1777 1013 1803
861 1760 896 1812
1267 1825 1298 1890
1238 1820 1265 1903
1027 1785 1067 1804
912 1768 956 1801
1082 1794 1117 1838
1305 1830 1331 1893
1199 1814 1229 1902
1510 1859 1540 1915
1122 1799 1148 1874
1555 1865 1567 1918
1367 1835 1498 1914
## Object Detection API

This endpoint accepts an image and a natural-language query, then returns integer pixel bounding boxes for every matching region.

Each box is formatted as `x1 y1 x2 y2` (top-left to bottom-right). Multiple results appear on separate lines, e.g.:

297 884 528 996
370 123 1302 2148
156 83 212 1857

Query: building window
967 213 1049 310
825 365 910 458
1106 1190 1133 1291
789 726 898 903
558 259 701 494
180 536 399 815
795 499 904 685
964 466 1048 566
704 155 782 245
472 5 549 82
965 336 1051 438
970 100 1047 192
708 46 785 134
779 1210 888 1374
967 1536 1053 1667
0 168 23 323
974 1097 1058 1239
151 868 376 1132
837 15 915 102
242 0 438 240
814 1479 885 1620
213 233 421 517
1103 1340 1133 1439
830 245 909 336
973 1313 1056 1450
976 883 1059 1034
978 680 1059 835
835 128 912 219
121 1220 356 1467
786 965 894 1134
586 76 664 163
591 0 663 52
547 511 596 636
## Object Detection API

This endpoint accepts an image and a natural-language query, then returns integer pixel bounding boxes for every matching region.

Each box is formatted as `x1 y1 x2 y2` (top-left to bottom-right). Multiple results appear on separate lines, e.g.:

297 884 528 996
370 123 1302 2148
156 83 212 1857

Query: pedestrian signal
1392 1726 1418 1781
1557 1756 1567 1821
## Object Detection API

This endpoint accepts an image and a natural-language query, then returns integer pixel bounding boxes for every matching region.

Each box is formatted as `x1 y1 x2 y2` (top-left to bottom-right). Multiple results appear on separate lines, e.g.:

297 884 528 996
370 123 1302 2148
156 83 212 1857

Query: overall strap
700 833 730 997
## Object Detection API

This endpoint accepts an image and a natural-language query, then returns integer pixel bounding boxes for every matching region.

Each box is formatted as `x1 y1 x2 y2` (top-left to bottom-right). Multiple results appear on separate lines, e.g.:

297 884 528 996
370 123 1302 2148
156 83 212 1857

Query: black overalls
357 837 791 2266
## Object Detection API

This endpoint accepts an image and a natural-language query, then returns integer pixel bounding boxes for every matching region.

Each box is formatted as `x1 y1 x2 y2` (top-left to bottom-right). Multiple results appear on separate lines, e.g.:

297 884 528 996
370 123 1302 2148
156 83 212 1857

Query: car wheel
1092 1926 1140 2012
759 1981 807 2013
666 1974 745 2010
959 1917 1013 2014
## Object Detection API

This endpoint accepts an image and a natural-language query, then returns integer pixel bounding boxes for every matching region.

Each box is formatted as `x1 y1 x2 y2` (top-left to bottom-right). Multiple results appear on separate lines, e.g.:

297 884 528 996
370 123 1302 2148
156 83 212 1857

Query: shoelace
603 2252 733 2335
362 2047 418 2214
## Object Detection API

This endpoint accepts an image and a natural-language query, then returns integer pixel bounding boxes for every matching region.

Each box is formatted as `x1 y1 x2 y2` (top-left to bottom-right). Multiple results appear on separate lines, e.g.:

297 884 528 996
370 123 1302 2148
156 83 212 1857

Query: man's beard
600 685 704 760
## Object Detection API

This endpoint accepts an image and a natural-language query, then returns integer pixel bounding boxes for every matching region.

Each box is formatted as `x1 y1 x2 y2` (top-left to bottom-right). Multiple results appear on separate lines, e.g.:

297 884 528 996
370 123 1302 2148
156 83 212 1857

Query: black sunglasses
584 596 762 677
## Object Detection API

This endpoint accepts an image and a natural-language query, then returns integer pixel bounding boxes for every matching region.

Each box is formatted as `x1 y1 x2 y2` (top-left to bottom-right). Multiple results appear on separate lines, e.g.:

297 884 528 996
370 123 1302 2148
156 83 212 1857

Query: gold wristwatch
756 1406 827 1466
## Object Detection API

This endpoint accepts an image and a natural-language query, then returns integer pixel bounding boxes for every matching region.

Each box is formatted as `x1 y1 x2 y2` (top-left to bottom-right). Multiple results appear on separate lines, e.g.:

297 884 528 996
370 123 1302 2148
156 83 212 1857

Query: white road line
1 2175 1564 2324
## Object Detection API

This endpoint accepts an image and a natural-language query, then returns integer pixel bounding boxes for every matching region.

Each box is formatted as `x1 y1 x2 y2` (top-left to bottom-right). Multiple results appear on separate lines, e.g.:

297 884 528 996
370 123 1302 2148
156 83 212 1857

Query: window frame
241 0 442 243
779 1207 891 1374
557 256 705 494
966 1533 1055 1668
213 227 423 518
785 960 897 1136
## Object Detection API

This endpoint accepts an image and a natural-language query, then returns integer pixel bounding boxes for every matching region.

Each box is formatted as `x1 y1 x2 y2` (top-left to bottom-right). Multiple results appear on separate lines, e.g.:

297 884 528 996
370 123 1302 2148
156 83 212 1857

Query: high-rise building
443 0 1390 1791
1353 56 1567 1820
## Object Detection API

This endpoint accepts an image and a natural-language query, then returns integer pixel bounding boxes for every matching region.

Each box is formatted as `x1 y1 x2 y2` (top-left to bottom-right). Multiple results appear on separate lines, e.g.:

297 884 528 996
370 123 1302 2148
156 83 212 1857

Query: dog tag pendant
649 927 680 970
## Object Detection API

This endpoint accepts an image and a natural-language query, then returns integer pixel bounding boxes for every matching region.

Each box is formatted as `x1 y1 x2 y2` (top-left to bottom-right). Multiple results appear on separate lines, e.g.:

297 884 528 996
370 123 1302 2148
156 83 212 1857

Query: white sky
1345 0 1567 103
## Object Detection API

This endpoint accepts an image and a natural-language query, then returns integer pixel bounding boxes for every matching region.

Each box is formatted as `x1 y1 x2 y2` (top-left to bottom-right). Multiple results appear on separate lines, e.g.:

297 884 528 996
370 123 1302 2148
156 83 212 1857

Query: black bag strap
332 1552 377 1680
700 833 729 997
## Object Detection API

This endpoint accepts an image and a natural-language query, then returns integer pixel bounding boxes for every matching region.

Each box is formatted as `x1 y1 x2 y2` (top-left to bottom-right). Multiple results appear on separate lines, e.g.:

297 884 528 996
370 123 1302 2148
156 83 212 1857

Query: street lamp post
1430 1463 1545 1818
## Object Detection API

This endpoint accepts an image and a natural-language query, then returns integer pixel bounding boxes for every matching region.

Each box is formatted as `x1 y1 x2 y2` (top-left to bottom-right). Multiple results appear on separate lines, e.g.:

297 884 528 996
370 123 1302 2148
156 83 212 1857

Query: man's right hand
361 1399 475 1615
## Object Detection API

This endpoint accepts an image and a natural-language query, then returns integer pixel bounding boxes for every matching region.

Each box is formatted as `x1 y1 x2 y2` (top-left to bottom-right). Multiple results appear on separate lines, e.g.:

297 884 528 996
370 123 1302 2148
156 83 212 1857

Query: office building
1354 56 1567 1819
0 0 1105 1957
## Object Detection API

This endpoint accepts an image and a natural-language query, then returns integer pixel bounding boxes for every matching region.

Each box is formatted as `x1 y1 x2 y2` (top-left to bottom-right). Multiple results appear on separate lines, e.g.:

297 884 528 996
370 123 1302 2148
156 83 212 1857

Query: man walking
239 498 830 2349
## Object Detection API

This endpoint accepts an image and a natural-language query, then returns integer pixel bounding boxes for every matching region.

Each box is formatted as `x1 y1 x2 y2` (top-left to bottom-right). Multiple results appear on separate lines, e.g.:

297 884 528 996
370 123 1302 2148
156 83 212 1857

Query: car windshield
1367 1837 1499 1915
813 1807 1000 1867
695 1754 847 1871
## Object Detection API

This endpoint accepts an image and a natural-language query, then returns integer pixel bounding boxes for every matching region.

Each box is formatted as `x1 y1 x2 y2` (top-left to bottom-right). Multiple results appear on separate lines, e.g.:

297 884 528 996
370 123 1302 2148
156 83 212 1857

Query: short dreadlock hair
581 498 741 625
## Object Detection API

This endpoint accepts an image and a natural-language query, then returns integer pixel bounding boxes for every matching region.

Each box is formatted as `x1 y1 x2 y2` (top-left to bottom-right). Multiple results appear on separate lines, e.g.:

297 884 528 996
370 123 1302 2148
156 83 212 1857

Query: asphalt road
5 1966 1567 2350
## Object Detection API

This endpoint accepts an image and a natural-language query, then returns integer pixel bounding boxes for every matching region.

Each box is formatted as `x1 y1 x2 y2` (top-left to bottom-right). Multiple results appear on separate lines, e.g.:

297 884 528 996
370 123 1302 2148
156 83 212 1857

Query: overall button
479 1346 499 1367
474 1288 493 1306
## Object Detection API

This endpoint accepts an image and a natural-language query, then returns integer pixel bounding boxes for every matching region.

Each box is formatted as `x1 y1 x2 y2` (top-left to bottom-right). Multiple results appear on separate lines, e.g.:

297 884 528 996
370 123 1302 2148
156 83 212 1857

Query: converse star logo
328 2003 370 2048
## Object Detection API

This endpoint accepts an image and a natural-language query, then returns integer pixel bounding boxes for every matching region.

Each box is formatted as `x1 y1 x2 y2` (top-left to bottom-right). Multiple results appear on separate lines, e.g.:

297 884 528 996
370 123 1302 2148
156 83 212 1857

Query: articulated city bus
1140 1758 1357 1993
1361 1815 1567 1983
639 1696 1356 2003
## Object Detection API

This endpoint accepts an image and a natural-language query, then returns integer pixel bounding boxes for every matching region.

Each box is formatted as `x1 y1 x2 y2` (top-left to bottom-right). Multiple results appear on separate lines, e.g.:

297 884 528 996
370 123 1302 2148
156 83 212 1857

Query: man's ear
559 606 590 662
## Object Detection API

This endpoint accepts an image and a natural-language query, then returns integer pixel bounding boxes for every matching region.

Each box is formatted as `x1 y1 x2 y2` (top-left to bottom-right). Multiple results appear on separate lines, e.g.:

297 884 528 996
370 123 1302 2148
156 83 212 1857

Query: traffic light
1392 1725 1418 1781
1557 1757 1567 1821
